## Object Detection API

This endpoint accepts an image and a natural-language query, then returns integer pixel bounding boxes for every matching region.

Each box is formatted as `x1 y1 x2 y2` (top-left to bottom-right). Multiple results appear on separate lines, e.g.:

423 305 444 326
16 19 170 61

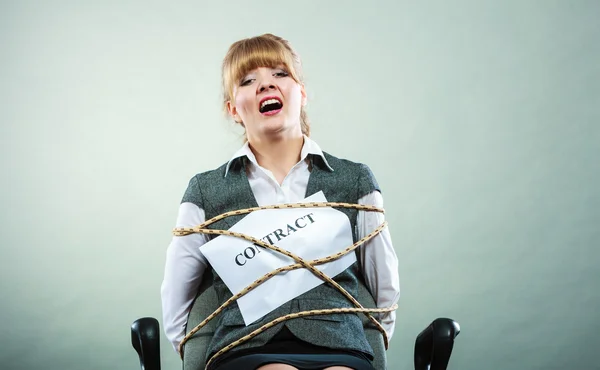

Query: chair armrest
414 318 460 370
131 317 161 370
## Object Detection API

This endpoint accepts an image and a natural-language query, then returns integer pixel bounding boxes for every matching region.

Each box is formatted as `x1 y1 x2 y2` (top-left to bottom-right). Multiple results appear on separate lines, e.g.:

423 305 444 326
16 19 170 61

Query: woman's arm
160 202 210 352
357 191 401 340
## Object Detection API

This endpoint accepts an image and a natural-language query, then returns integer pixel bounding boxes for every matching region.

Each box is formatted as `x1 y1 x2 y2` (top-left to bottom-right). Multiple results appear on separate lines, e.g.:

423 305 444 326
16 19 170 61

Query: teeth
261 99 281 109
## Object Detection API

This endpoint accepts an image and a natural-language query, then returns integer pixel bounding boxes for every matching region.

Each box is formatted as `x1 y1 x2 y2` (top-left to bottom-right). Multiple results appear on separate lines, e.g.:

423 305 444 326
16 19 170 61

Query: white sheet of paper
199 191 355 325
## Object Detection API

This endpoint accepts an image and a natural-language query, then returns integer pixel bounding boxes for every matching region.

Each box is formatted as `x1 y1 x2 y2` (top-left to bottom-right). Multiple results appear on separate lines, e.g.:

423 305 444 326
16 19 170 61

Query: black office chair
131 316 460 370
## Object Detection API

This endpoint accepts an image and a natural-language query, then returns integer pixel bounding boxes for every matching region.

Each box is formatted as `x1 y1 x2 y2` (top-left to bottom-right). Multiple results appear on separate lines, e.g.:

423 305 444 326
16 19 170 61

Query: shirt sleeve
357 191 400 341
160 202 210 352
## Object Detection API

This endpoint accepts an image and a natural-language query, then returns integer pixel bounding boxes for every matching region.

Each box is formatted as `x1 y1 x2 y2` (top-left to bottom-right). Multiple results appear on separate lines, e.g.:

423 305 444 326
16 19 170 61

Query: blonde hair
222 33 310 137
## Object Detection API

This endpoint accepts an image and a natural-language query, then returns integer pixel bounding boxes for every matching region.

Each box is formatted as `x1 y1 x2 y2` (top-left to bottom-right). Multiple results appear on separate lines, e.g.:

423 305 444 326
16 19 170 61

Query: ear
226 101 241 123
300 84 307 107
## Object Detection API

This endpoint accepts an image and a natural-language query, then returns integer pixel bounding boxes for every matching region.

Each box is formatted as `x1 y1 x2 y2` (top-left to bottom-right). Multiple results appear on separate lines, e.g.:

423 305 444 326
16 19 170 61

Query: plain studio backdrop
1 1 598 369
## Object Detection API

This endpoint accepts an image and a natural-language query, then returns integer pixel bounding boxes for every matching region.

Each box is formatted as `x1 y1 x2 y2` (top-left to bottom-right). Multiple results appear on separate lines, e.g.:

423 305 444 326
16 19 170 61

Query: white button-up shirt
161 137 400 352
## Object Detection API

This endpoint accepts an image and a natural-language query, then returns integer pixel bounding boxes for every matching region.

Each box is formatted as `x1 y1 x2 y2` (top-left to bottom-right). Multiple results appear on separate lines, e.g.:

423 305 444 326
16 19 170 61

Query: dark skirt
213 353 375 370
209 327 375 370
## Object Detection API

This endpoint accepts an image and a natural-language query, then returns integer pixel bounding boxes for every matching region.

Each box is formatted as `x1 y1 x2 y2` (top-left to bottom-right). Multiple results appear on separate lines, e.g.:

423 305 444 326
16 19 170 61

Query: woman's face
228 66 306 141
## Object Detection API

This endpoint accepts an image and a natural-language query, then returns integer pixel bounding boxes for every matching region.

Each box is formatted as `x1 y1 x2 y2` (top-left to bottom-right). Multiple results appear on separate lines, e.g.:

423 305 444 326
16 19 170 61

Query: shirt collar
224 135 334 177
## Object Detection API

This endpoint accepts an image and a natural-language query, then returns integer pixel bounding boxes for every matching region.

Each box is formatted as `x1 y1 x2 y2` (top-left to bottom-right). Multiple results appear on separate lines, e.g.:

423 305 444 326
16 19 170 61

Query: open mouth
259 97 283 114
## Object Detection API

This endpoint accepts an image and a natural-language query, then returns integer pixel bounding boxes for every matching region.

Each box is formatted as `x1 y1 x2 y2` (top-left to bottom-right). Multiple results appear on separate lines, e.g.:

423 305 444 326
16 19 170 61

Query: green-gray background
1 1 598 369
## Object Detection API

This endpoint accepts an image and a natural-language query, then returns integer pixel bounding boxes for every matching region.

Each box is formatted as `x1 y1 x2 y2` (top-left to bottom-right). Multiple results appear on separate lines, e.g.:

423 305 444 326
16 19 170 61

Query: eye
240 78 254 86
274 71 289 78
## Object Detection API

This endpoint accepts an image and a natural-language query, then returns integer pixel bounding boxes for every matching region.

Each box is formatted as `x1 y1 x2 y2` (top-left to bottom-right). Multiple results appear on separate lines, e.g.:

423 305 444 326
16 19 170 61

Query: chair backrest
182 269 387 370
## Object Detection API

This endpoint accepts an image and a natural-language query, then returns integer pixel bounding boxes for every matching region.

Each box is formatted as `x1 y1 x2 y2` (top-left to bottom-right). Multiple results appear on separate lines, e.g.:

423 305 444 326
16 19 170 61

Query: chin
260 117 287 132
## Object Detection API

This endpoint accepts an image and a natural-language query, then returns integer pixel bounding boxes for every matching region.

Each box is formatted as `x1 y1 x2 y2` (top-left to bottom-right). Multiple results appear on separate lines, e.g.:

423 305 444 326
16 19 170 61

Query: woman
161 33 400 370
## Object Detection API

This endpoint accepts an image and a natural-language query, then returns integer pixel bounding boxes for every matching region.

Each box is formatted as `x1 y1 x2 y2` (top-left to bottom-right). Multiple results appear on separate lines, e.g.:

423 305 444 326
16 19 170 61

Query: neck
248 134 305 184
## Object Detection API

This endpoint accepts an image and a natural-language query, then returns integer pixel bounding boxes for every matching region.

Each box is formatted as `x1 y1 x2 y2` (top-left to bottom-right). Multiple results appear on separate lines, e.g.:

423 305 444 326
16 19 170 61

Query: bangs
223 35 302 97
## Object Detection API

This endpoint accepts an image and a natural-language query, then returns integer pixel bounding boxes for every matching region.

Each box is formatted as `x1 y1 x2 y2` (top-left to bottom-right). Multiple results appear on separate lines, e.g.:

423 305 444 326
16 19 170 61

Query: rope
172 202 398 368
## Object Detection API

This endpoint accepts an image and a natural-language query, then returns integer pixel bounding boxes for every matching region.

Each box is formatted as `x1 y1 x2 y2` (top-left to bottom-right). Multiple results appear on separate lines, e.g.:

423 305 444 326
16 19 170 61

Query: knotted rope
172 201 398 368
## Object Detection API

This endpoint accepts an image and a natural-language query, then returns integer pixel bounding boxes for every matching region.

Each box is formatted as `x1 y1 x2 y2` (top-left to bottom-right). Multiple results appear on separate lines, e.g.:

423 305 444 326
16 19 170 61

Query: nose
257 73 277 93
258 81 276 93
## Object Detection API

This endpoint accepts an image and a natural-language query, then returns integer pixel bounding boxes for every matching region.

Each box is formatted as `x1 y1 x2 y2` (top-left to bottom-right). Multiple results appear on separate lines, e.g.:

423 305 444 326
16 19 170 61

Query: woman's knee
256 364 298 370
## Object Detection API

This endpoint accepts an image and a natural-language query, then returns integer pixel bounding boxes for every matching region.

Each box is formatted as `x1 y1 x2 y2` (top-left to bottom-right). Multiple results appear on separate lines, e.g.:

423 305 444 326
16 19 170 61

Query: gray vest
181 152 380 361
